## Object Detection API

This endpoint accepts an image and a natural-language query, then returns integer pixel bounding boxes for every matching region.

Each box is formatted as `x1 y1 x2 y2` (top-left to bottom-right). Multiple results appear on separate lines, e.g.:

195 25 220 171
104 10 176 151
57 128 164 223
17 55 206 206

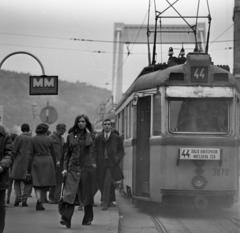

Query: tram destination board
29 75 58 95
180 148 221 160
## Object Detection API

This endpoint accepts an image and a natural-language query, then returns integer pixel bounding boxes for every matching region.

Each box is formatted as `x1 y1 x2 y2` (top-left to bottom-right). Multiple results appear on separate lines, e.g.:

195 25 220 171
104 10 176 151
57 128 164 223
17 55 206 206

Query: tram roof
116 53 239 110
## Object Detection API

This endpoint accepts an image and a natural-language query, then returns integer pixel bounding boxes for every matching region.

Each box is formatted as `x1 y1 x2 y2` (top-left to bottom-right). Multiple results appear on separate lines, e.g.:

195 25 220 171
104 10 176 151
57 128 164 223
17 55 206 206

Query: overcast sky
0 0 235 92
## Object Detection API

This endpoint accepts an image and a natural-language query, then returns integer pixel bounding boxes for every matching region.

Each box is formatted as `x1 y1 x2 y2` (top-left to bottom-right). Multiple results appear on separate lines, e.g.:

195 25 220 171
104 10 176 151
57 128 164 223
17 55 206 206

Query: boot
36 200 45 210
22 201 28 207
14 197 21 207
22 195 28 207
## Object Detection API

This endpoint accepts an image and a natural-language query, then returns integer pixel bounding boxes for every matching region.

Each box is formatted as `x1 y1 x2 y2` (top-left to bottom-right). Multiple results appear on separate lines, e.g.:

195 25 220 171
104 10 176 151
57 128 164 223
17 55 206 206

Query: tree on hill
0 70 111 135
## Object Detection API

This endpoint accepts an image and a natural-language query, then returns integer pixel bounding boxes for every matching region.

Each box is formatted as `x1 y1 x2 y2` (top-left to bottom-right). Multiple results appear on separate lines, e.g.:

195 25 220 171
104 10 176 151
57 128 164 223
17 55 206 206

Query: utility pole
233 0 240 77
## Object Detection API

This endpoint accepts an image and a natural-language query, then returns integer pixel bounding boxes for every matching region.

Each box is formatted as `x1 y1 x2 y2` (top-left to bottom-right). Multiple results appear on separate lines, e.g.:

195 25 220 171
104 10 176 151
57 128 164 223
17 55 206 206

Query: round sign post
40 102 58 124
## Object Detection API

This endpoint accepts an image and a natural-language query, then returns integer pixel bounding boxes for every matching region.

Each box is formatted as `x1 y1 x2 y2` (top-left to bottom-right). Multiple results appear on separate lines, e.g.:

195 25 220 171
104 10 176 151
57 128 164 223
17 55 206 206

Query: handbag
24 173 32 185
58 178 67 215
58 197 66 215
110 165 124 182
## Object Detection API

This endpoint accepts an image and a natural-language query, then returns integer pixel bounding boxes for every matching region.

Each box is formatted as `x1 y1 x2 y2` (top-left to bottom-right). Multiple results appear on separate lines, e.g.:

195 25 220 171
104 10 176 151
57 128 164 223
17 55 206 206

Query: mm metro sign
29 75 58 95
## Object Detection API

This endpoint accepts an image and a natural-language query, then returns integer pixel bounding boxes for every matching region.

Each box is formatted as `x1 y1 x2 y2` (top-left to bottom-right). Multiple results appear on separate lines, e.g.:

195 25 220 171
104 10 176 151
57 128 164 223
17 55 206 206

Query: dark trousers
110 183 116 202
101 168 113 207
14 179 32 202
62 204 93 225
0 190 6 233
49 166 62 202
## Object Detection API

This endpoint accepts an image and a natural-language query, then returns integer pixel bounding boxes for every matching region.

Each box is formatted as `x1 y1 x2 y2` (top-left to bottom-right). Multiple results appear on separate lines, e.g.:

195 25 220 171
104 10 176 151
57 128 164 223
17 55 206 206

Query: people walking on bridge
48 123 66 204
10 124 32 207
0 125 14 233
60 114 96 228
28 123 56 211
91 119 124 210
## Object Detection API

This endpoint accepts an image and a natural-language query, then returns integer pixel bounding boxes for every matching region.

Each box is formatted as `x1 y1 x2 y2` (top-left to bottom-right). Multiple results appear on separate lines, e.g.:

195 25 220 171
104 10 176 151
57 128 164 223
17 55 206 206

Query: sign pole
46 101 49 124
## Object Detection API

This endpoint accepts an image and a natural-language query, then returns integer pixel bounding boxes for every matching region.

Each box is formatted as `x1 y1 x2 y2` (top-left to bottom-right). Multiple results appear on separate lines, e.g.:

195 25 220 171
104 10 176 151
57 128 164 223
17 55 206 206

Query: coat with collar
91 132 124 185
49 131 65 164
0 126 14 190
63 131 95 205
10 132 32 180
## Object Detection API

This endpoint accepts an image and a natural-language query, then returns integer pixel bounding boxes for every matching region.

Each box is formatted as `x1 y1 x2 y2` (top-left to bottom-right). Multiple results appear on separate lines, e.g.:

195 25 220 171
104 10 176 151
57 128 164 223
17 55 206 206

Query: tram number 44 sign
180 148 221 160
29 75 58 95
191 67 208 82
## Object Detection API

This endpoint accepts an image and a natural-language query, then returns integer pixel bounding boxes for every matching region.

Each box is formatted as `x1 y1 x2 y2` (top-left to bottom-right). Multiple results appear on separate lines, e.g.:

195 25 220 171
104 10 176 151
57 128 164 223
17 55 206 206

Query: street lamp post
32 103 37 135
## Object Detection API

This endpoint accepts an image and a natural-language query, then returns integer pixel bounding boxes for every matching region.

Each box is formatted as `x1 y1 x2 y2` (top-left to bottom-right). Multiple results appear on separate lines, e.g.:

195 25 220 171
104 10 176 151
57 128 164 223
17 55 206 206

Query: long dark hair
71 114 94 134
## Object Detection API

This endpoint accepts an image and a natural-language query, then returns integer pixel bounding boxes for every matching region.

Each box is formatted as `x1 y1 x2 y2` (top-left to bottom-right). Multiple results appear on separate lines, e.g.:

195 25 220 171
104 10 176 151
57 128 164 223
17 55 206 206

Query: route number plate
180 148 221 160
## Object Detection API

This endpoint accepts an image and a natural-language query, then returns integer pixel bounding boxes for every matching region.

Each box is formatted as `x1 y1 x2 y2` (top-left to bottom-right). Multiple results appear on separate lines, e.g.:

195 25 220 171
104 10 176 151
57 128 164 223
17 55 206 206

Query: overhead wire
104 2 152 85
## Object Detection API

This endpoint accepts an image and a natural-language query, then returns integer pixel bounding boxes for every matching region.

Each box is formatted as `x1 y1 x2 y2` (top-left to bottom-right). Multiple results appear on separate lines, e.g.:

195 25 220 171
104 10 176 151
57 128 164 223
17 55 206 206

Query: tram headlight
192 176 207 189
193 160 205 167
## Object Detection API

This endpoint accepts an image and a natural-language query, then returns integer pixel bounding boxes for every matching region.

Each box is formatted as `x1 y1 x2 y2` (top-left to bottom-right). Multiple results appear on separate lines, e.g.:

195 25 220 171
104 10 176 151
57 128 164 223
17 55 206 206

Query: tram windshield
169 99 229 133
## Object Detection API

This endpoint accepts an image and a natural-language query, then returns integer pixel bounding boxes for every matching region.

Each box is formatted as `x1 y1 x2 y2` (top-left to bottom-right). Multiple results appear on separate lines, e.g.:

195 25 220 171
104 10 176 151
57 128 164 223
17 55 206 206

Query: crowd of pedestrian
0 114 124 232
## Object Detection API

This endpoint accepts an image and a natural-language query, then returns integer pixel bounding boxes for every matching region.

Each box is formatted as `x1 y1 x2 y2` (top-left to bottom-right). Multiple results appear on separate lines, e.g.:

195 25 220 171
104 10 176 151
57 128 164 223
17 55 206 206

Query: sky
0 0 235 93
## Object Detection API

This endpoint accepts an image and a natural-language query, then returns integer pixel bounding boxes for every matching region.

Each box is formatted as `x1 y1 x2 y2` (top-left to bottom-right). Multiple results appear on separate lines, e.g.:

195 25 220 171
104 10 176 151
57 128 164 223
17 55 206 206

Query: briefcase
110 165 124 182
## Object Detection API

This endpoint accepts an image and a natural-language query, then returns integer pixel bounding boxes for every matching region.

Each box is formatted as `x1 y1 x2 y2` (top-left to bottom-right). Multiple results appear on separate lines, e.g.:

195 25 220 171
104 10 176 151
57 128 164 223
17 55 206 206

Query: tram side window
169 99 229 133
153 94 161 135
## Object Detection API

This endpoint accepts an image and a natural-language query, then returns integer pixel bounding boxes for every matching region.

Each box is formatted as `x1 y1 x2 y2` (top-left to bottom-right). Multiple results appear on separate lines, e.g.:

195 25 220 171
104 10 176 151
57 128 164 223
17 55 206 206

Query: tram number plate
180 148 221 160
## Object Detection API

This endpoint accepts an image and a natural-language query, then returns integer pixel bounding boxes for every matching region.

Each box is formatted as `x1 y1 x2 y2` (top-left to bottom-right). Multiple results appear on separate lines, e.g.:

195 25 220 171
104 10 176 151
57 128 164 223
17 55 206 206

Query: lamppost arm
0 51 45 75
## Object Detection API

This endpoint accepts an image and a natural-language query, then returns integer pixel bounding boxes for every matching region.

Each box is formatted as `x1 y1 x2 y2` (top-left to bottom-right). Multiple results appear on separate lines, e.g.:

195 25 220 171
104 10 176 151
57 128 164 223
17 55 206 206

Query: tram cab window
169 99 229 133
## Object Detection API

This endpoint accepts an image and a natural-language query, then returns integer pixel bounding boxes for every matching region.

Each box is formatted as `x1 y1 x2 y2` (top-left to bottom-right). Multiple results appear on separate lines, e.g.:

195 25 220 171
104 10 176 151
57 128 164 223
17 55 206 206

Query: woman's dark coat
91 132 124 189
63 132 95 205
10 132 32 180
0 126 14 190
28 134 56 187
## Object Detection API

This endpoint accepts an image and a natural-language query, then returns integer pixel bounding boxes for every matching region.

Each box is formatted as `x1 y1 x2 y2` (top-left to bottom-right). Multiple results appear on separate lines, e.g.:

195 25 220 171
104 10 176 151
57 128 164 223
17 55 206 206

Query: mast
233 0 240 77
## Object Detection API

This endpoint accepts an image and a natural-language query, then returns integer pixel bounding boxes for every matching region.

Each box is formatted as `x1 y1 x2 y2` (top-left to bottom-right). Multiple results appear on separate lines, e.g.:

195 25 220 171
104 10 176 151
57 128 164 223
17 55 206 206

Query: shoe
43 199 49 203
82 222 92 226
14 200 21 207
36 201 45 210
102 206 108 211
22 202 28 207
60 219 71 228
109 202 117 207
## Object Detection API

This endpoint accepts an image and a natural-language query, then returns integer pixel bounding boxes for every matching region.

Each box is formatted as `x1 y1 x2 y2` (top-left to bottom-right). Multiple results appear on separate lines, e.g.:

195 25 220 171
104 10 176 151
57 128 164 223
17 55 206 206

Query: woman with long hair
28 123 56 210
60 114 96 229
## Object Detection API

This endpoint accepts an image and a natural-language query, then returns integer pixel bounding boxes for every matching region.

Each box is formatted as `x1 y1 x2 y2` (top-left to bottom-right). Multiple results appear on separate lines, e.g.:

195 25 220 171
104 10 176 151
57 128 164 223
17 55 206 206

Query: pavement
4 190 119 233
4 187 162 233
116 190 158 233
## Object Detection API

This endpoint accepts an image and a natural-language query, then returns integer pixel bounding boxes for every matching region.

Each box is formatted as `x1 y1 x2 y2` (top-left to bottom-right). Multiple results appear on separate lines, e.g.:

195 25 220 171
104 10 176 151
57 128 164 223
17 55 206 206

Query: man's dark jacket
0 126 14 190
91 132 124 187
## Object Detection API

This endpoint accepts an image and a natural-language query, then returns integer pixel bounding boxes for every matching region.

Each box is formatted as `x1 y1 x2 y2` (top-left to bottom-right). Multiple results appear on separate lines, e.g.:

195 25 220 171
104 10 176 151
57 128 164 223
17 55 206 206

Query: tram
115 52 240 209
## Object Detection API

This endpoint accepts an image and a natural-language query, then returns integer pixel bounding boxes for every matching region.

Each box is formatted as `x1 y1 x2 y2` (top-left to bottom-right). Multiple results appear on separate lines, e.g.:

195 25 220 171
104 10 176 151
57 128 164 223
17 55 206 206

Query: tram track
230 218 240 228
150 216 169 233
150 210 240 233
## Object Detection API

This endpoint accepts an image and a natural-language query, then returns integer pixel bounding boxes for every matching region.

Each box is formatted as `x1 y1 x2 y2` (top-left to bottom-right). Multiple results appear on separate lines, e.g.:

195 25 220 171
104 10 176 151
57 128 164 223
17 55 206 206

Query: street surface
117 190 240 233
4 191 119 233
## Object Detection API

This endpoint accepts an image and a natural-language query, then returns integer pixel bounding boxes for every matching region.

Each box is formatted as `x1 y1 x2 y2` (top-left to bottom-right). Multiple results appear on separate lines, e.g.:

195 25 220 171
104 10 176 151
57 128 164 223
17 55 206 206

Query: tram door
136 96 151 197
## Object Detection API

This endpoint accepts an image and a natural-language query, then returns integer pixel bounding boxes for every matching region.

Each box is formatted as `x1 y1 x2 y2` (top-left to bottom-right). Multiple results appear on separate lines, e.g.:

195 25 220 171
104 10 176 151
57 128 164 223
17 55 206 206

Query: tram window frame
127 104 132 138
168 98 230 134
153 93 161 136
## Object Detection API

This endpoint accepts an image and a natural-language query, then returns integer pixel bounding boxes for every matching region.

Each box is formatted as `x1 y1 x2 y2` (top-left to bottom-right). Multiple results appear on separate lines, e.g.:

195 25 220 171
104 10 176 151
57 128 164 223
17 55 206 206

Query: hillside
0 70 111 135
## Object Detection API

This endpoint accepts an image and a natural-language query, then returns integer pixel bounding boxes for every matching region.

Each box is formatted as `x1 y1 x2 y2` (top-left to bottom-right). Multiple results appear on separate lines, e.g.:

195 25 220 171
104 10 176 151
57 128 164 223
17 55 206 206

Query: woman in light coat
60 114 95 229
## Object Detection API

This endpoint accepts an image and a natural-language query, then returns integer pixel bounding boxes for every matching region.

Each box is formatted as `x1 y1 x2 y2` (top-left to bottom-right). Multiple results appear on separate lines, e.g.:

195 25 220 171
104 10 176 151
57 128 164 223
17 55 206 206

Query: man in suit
91 119 124 210
48 123 66 204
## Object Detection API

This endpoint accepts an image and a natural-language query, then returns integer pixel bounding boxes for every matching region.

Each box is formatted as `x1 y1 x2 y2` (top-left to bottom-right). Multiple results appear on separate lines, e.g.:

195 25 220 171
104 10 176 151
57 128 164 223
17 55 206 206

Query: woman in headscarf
28 123 56 210
60 114 96 229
